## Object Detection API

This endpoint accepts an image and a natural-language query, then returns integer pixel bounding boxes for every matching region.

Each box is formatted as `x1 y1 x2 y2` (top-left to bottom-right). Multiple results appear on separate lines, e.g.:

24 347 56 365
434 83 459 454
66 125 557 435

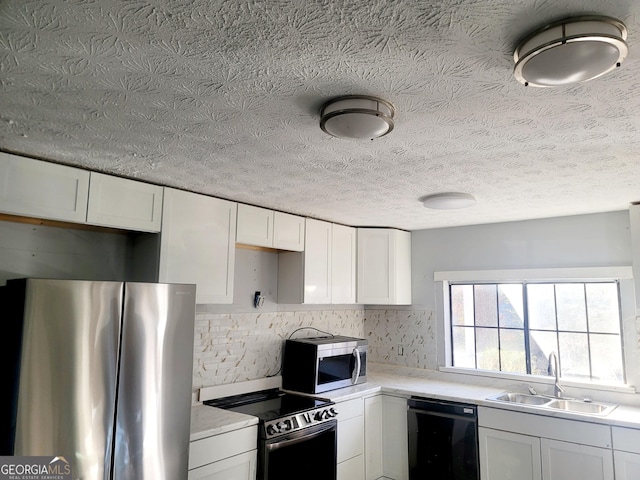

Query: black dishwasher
407 397 479 480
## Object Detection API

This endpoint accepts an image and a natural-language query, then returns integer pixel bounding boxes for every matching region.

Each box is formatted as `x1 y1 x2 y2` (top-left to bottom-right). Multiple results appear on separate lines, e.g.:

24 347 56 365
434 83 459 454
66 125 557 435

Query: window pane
498 284 524 328
556 284 587 331
500 329 526 374
476 327 499 371
590 334 624 383
558 332 590 380
451 285 474 326
475 285 498 327
452 326 475 368
529 331 558 375
586 283 620 334
527 284 556 330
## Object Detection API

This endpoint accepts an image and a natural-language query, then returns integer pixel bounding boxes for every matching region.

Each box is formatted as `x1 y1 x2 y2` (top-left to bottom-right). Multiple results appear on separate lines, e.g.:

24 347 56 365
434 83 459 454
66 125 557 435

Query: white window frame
434 267 639 393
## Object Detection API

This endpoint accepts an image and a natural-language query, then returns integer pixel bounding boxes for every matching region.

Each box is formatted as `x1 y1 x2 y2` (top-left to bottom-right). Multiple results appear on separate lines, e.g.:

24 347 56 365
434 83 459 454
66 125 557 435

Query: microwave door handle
352 347 361 384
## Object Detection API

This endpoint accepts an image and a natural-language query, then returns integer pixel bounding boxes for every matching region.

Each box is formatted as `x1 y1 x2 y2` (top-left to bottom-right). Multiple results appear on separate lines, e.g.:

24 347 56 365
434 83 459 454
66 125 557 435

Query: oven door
260 420 337 480
316 346 367 393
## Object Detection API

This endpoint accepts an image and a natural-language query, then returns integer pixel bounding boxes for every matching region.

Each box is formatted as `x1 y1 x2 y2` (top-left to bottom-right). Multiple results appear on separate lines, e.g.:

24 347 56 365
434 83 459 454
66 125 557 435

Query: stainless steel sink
546 399 617 416
489 392 552 406
487 392 617 416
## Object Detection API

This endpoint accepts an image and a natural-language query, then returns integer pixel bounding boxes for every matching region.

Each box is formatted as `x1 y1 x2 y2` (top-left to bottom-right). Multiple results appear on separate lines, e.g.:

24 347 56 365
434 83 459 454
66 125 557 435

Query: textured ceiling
1 0 640 231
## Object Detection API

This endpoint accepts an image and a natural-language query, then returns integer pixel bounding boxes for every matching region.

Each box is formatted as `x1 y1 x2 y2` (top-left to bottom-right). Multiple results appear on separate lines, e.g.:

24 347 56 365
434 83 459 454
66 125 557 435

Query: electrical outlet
398 344 404 356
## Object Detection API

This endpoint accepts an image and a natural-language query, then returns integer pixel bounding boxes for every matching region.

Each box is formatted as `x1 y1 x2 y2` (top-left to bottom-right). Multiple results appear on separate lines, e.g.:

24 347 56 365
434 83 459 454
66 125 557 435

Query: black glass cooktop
204 388 331 422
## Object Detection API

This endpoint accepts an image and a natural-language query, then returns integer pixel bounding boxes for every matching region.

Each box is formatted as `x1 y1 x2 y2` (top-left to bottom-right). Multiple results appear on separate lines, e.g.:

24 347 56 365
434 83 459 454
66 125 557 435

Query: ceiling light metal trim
422 192 477 210
320 95 395 139
513 15 628 87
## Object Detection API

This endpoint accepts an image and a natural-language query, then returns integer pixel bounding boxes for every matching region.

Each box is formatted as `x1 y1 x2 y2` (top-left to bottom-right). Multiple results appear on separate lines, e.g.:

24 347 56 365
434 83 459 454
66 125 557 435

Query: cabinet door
383 395 409 480
188 450 256 480
273 211 304 251
357 228 411 305
541 438 614 480
364 396 383 480
614 451 640 480
303 218 332 303
0 152 89 223
159 188 236 304
331 224 356 303
479 427 542 480
338 454 364 480
87 172 163 232
236 204 273 248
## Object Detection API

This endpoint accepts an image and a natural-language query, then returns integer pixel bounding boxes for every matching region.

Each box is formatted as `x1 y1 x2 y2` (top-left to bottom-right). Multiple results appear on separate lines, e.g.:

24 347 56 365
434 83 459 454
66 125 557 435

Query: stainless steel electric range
204 388 338 480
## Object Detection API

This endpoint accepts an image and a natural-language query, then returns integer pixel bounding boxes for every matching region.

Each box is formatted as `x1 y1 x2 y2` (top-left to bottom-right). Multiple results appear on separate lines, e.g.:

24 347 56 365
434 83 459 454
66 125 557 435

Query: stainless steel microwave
282 336 367 394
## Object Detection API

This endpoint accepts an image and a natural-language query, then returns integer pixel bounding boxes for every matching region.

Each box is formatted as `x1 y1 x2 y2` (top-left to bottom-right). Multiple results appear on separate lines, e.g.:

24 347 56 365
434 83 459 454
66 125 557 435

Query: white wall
0 219 132 284
365 210 639 394
411 210 631 309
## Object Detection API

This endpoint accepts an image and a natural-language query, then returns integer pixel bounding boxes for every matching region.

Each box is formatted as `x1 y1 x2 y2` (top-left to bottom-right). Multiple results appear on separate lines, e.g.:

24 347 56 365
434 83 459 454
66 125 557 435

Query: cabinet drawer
612 426 640 454
335 398 364 420
338 415 364 463
478 407 611 448
188 450 256 480
337 454 364 480
188 426 258 470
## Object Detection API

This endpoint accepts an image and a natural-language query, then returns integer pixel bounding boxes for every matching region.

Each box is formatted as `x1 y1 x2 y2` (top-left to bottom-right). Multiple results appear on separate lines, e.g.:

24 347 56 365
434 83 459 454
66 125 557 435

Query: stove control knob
266 424 278 436
329 407 338 418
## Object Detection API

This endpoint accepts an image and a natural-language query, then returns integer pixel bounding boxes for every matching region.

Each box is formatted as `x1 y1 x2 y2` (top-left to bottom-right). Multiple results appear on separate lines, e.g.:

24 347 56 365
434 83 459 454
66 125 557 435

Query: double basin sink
488 392 617 416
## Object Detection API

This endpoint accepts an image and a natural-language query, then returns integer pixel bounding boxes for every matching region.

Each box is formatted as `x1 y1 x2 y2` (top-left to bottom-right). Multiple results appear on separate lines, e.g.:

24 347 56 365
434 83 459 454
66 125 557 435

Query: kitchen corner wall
365 308 437 370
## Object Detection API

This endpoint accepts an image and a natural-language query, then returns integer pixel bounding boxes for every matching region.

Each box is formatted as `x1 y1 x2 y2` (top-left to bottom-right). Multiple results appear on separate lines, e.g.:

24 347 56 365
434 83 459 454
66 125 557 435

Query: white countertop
190 365 640 441
190 405 258 442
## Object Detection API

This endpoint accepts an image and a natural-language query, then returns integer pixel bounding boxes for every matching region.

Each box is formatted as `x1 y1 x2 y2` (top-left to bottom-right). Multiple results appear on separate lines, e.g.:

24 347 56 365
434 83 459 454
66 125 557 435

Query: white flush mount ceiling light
320 95 395 139
513 15 628 87
422 192 477 210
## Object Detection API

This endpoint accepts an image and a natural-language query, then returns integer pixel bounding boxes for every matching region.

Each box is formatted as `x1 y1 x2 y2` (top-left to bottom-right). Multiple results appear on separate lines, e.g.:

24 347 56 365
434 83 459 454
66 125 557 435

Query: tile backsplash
192 307 438 403
192 309 365 401
365 308 437 371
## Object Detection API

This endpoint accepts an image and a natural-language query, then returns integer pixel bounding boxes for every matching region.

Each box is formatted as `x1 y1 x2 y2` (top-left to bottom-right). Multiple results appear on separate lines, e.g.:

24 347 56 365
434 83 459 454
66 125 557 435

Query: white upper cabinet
331 223 356 304
278 219 356 304
236 204 304 251
303 218 332 303
236 204 273 248
87 172 163 232
159 188 236 304
357 228 411 305
0 152 90 223
273 211 304 251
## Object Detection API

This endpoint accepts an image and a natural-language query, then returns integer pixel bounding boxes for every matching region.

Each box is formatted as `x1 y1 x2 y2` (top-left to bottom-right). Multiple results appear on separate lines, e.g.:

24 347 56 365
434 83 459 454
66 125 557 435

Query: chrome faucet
548 352 565 398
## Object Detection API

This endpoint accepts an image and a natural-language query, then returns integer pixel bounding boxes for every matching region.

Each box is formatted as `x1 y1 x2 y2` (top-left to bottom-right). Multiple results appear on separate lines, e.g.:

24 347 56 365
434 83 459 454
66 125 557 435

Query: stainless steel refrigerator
1 278 196 479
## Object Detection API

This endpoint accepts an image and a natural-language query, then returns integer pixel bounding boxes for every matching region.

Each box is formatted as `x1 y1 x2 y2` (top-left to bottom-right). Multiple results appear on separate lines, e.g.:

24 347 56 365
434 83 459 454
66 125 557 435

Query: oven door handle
352 347 361 385
266 420 336 452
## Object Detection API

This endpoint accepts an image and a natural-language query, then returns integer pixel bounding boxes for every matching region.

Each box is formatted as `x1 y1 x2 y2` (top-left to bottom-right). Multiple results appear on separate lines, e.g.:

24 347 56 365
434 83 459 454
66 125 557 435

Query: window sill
438 366 637 394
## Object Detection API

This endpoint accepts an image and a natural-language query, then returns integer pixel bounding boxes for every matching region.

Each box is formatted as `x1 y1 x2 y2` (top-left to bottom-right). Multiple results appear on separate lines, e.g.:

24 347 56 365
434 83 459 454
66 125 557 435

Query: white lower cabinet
614 451 640 480
478 407 614 480
336 397 365 480
188 426 257 480
612 426 640 480
479 427 542 480
382 395 408 480
363 394 408 480
541 438 613 480
364 395 384 480
188 451 256 480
